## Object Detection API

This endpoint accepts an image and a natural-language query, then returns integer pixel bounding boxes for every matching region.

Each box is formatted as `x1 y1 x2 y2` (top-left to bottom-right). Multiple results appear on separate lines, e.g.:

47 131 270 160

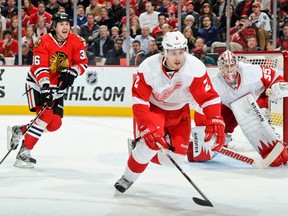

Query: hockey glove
205 117 225 152
40 84 53 108
58 68 78 89
139 125 169 150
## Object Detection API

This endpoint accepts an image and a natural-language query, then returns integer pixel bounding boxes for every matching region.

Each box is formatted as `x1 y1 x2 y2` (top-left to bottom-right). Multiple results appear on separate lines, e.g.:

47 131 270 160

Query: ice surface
0 116 287 216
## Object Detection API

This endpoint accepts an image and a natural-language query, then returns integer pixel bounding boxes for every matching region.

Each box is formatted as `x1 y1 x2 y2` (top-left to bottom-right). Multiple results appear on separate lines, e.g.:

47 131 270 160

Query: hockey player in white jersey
187 50 288 167
114 31 225 193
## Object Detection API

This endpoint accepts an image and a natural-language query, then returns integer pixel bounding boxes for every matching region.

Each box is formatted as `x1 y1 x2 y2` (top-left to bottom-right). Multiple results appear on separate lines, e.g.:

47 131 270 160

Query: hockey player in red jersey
187 50 288 167
7 13 88 168
114 31 225 193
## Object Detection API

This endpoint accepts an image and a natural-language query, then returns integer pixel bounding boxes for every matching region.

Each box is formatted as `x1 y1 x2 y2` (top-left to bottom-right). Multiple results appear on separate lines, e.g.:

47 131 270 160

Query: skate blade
14 159 35 169
114 189 123 197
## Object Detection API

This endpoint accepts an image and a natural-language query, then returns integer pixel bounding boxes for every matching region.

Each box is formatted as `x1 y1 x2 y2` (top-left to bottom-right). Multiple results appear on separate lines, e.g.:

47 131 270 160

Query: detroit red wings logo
152 82 182 102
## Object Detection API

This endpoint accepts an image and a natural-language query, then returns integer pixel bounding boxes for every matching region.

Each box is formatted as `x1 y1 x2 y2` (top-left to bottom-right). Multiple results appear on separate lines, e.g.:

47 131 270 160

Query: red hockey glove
139 126 169 150
205 117 225 152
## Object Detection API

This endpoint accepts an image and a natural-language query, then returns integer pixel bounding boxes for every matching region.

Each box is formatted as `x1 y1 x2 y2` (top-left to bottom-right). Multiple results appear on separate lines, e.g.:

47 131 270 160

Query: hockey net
230 51 288 151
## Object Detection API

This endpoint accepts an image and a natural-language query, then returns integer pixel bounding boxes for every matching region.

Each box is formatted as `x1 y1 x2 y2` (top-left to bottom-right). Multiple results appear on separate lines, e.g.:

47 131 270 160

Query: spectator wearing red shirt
277 23 288 50
21 6 31 28
0 29 19 57
29 1 52 29
1 0 18 29
167 6 178 30
23 0 38 16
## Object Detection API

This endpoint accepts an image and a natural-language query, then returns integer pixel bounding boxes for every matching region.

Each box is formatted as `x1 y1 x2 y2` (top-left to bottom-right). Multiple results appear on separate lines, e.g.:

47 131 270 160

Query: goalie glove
139 125 169 150
58 68 78 89
204 117 225 152
269 82 288 99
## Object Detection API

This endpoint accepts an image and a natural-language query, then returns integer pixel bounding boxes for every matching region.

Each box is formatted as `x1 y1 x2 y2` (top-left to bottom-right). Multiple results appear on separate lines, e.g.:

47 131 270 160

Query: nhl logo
86 71 97 85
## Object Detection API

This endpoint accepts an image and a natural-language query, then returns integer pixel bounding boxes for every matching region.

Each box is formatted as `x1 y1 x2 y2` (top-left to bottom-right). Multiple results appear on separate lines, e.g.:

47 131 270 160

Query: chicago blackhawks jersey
27 32 88 91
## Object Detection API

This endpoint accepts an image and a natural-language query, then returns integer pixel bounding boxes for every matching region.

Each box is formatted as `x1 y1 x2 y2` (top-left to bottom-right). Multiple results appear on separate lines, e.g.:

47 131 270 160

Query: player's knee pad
187 126 216 162
46 114 62 132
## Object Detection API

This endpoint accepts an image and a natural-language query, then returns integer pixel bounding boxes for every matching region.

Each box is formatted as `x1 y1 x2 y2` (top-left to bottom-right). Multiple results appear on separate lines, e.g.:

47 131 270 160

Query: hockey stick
219 142 284 169
0 106 47 165
154 142 213 207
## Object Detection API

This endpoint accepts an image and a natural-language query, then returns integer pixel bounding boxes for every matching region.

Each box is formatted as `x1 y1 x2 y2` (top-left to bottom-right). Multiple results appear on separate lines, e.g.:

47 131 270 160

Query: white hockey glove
269 82 288 99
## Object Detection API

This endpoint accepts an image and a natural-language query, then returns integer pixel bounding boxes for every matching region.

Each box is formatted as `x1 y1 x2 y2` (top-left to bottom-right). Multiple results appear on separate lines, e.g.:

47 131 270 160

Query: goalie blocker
188 94 288 167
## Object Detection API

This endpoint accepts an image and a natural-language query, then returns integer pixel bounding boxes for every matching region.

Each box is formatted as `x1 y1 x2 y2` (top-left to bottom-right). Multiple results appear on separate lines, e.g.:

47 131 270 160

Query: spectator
199 3 218 28
21 25 38 51
130 39 145 65
181 1 200 27
248 1 271 50
110 26 120 42
155 23 172 51
14 43 33 65
193 37 207 55
181 15 199 38
98 0 113 8
29 1 52 29
138 1 159 32
0 8 6 33
157 0 171 16
244 35 262 51
0 29 18 57
34 17 49 37
130 17 142 39
167 6 178 30
197 14 220 50
277 23 288 50
120 5 138 27
134 25 155 54
276 0 288 31
255 0 271 15
108 0 125 29
105 37 126 65
46 0 60 16
96 6 114 30
88 25 114 59
218 4 239 41
151 13 167 39
23 0 38 17
235 0 254 18
11 16 26 40
264 39 273 51
85 0 103 17
213 0 226 23
121 26 134 55
144 40 160 59
1 0 18 29
80 13 100 46
21 6 31 29
75 5 87 27
0 53 5 65
183 25 196 53
192 47 216 66
193 0 211 14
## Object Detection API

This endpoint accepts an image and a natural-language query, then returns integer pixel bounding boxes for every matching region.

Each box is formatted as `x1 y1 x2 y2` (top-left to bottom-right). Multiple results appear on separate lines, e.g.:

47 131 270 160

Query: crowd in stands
0 0 287 66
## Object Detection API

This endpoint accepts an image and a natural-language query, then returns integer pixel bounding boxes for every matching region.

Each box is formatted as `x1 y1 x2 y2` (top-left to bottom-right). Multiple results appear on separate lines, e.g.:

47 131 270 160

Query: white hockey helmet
217 50 239 83
162 31 188 55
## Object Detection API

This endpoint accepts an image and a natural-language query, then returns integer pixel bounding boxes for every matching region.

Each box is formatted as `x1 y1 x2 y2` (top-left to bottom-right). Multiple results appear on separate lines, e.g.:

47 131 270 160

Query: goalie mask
217 50 239 83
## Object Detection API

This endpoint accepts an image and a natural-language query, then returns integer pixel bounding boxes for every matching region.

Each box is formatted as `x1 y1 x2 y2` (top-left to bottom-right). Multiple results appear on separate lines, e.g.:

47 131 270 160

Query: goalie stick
219 142 284 169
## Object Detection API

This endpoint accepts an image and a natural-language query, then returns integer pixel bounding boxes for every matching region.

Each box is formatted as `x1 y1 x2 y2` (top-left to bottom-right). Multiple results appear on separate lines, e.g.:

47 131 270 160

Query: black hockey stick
154 142 213 207
0 105 47 165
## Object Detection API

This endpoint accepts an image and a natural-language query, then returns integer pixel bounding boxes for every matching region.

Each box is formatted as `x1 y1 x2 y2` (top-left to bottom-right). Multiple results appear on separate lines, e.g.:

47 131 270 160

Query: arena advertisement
0 66 218 116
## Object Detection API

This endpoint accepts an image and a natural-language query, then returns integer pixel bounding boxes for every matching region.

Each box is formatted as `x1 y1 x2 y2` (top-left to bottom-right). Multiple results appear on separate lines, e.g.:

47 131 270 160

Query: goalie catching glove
40 84 53 108
139 125 169 150
58 68 78 89
204 117 225 151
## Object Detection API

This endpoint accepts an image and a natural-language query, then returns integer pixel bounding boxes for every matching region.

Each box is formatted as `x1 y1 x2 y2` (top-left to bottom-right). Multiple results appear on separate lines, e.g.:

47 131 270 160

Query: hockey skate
14 142 36 169
7 125 23 151
114 175 133 193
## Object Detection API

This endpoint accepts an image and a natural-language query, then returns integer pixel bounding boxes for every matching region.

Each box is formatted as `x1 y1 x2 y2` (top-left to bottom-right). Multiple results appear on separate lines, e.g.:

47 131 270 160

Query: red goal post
233 51 288 145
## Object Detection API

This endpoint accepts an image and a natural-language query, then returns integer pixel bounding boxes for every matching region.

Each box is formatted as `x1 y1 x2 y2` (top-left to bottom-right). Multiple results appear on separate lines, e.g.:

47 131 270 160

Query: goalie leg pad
230 94 283 159
187 126 216 162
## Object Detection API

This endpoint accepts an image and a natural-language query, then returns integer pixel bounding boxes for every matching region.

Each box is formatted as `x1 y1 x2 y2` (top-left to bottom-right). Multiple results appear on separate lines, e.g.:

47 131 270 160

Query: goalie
187 50 288 167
